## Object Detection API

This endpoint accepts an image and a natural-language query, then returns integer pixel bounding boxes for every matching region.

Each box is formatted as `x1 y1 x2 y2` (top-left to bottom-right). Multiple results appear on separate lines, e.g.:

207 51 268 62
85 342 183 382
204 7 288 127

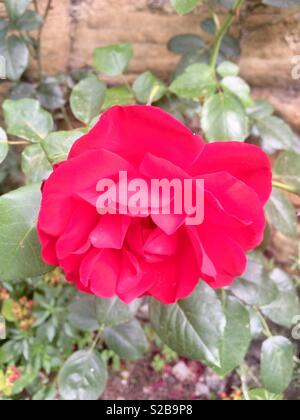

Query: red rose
38 105 272 304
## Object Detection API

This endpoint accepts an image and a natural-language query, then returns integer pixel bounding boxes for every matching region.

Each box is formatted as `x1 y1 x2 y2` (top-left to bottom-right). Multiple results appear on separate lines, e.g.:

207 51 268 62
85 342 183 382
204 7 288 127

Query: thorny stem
272 180 300 197
210 0 246 74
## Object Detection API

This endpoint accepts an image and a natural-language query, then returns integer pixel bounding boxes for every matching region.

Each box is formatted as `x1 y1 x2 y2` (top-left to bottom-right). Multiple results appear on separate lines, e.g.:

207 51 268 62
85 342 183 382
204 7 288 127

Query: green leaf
93 44 133 76
21 144 52 183
70 75 106 124
248 388 283 401
1 298 16 322
3 99 54 143
0 35 29 81
149 282 226 367
220 34 240 58
274 151 300 194
247 100 274 119
260 336 294 394
4 0 29 21
58 350 107 401
266 189 297 238
230 255 278 306
0 184 51 281
42 130 85 164
221 76 252 107
0 127 9 164
200 18 216 34
171 0 200 14
69 293 139 331
261 269 300 328
102 85 135 109
262 0 299 7
248 307 264 339
217 61 239 78
168 34 205 55
253 115 300 154
174 49 210 78
214 296 251 377
14 10 43 31
37 78 65 111
201 92 249 142
170 63 216 100
104 320 148 361
133 71 166 104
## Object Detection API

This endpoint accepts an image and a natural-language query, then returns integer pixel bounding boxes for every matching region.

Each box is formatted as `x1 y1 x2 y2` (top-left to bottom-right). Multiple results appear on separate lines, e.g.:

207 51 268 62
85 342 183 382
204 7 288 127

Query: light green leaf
93 44 133 76
201 92 249 142
266 189 297 238
260 336 294 394
217 61 239 78
58 350 107 401
42 130 85 164
274 151 300 194
171 0 200 15
102 85 135 109
0 35 29 81
4 0 29 21
248 388 283 401
133 71 166 104
70 75 106 124
0 127 9 164
104 320 148 361
261 269 300 328
214 296 251 377
21 144 52 183
3 99 54 143
247 100 274 119
149 282 226 367
170 63 216 99
221 76 252 107
253 115 300 154
0 184 51 281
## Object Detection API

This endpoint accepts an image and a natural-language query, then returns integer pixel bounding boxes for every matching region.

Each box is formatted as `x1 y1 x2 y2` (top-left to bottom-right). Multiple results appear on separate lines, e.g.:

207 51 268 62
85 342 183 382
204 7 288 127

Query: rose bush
38 105 272 304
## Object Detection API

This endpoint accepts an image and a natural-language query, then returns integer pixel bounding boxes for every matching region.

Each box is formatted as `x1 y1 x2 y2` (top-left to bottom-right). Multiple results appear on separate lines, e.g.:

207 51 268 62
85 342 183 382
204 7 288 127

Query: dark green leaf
261 269 300 328
37 78 65 111
201 92 249 142
21 144 52 183
214 295 251 377
266 189 297 238
3 99 54 143
0 35 29 81
70 75 106 124
93 44 133 76
220 34 241 58
168 34 205 55
174 49 210 77
9 82 36 100
247 100 274 119
150 283 226 367
58 350 107 401
200 18 216 34
171 0 200 14
260 336 294 394
43 130 85 164
0 184 51 281
170 63 216 99
104 320 148 361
